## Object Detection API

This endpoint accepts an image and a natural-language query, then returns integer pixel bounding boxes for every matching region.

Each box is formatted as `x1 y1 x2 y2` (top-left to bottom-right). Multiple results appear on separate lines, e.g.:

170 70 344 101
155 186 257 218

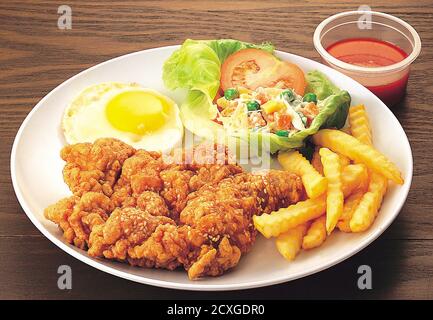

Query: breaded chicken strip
47 140 240 249
61 138 135 196
136 191 169 217
181 170 303 279
87 170 303 279
110 143 242 219
47 139 304 280
186 237 241 279
88 207 175 260
110 150 166 208
159 143 242 218
88 207 232 274
44 192 114 249
128 224 205 270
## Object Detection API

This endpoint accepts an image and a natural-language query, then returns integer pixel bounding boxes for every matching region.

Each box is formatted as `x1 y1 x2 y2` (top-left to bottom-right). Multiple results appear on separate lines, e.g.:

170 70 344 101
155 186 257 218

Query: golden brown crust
46 138 303 279
61 138 135 196
136 191 169 216
110 150 166 207
44 192 113 249
187 237 241 279
128 224 205 270
88 207 174 259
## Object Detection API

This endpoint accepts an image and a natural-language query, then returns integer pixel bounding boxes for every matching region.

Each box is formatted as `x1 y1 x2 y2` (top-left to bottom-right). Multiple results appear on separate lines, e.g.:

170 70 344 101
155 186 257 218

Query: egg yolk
106 91 168 135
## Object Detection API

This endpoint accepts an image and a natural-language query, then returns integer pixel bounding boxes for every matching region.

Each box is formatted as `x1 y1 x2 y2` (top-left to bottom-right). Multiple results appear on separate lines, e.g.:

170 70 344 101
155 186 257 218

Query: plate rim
10 45 413 291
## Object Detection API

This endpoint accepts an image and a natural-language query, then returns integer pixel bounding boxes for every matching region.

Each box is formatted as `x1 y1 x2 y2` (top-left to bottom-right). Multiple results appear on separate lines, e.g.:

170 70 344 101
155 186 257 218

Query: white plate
11 45 412 291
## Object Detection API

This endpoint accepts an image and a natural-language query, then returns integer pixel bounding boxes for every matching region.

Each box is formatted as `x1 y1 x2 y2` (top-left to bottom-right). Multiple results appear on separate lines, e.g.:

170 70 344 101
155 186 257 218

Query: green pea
281 89 295 102
303 93 317 103
275 130 289 137
246 100 260 111
224 88 239 100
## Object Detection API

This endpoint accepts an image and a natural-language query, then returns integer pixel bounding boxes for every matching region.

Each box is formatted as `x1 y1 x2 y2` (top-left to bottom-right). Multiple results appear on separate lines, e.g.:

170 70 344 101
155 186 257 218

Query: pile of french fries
253 104 403 261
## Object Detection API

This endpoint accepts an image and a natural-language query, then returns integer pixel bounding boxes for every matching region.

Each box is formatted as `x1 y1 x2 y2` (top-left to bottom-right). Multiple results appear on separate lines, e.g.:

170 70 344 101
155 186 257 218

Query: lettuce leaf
205 39 274 61
163 39 274 100
305 70 341 100
163 39 351 153
163 39 274 140
237 90 351 153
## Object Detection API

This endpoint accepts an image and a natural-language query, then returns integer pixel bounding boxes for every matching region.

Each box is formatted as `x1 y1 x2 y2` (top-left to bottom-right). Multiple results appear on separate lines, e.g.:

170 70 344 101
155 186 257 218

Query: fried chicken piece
188 164 243 191
87 169 303 279
180 170 303 279
48 139 304 280
110 150 166 207
159 165 242 219
181 170 303 253
44 196 78 245
168 142 237 168
159 166 195 217
88 207 175 260
136 191 169 217
187 237 241 279
128 224 205 270
111 143 242 219
159 144 242 218
44 192 114 249
61 138 135 196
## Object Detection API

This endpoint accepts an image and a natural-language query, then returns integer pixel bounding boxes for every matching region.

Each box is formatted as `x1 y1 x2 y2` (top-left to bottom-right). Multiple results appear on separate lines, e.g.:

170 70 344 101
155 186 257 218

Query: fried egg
63 82 183 152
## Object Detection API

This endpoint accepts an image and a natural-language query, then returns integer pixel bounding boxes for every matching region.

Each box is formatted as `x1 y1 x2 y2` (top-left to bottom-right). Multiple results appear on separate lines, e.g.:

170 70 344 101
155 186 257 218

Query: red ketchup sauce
326 38 409 106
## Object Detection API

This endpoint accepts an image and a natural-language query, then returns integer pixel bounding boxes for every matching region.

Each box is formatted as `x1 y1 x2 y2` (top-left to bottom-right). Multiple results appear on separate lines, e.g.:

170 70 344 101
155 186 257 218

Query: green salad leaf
305 70 341 100
163 39 351 154
163 39 274 140
163 39 274 100
238 90 351 153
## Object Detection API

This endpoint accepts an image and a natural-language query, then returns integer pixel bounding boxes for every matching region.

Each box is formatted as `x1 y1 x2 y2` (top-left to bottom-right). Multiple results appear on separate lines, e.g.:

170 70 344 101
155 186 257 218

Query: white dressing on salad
219 102 249 133
275 94 306 132
215 86 323 138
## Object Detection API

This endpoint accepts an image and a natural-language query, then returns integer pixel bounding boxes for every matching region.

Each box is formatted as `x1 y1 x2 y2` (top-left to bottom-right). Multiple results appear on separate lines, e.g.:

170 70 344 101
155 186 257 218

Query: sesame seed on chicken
45 138 303 279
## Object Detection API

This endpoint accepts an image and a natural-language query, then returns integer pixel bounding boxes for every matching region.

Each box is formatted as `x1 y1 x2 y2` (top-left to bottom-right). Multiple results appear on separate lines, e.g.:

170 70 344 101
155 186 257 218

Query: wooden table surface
1 0 433 300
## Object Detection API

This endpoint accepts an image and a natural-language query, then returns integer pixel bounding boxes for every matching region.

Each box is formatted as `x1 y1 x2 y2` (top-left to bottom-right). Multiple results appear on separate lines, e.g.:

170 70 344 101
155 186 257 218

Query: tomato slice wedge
220 48 306 95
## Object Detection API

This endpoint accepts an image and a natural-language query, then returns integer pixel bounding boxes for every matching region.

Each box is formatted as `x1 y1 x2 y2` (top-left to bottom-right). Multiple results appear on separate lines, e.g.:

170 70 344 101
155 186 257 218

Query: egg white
62 82 184 152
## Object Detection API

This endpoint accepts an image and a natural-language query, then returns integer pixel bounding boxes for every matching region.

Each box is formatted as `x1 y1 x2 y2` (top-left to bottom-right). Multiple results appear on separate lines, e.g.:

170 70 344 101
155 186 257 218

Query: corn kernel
217 97 230 109
240 93 252 100
238 87 252 95
262 100 283 114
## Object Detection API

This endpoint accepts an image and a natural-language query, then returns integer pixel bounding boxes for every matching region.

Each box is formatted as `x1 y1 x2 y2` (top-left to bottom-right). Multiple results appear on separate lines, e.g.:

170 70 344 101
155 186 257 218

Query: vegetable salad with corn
216 87 320 137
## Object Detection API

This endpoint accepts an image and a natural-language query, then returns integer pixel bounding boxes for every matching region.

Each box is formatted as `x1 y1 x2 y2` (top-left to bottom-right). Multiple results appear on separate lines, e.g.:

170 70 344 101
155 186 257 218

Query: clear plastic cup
313 11 421 106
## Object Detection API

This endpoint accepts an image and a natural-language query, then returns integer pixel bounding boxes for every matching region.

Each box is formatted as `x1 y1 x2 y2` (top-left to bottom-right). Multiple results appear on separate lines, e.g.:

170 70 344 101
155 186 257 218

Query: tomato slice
274 61 307 95
220 48 306 95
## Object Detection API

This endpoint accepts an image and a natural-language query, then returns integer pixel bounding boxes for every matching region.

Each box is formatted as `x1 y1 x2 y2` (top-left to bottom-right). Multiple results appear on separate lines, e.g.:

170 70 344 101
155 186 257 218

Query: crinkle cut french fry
341 164 369 196
313 148 349 172
253 196 326 238
302 215 326 250
339 154 351 167
278 151 327 199
276 223 308 261
254 171 363 239
349 104 373 146
313 129 403 184
347 108 388 232
337 190 365 232
350 172 388 232
320 148 344 234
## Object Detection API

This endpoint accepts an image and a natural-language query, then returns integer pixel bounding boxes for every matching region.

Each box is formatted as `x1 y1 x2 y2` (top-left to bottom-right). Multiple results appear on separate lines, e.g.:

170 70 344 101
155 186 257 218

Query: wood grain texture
1 0 433 299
